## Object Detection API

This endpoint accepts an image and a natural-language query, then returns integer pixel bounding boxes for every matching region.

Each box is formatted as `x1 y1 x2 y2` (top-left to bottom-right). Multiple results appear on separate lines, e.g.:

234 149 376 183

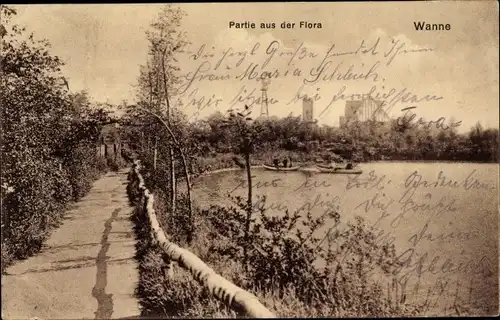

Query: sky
8 2 499 132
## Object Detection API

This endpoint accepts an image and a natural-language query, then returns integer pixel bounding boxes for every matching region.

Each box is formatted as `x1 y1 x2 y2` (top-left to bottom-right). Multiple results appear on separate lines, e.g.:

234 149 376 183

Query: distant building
302 96 318 125
340 97 389 126
303 97 314 122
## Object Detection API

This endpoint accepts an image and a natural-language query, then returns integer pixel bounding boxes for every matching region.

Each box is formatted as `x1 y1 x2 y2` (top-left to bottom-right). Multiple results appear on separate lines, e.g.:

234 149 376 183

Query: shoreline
154 157 499 186
190 160 498 181
191 165 264 181
198 165 264 175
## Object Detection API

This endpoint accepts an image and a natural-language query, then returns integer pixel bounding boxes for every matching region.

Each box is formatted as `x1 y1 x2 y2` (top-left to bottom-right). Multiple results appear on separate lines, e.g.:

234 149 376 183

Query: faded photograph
1 2 498 319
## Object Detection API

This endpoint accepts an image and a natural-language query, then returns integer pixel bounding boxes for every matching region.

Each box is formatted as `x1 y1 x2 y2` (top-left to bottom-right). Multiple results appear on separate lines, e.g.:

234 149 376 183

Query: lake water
191 162 499 316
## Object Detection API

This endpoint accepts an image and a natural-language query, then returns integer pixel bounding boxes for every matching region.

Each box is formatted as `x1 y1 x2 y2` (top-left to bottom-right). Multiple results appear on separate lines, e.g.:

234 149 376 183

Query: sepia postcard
1 2 498 319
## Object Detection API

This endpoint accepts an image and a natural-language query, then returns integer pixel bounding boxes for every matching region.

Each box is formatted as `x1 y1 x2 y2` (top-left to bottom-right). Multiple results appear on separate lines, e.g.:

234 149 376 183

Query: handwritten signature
397 106 462 130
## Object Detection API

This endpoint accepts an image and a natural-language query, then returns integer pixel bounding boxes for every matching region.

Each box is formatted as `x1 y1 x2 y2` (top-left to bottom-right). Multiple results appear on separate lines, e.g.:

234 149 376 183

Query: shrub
53 165 74 205
107 158 120 172
0 146 109 273
63 145 101 200
199 195 422 316
96 156 109 173
1 158 71 266
1 6 111 273
106 155 127 172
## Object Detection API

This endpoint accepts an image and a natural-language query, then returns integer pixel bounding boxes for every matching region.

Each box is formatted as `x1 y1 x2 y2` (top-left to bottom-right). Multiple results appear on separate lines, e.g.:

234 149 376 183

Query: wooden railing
130 160 276 318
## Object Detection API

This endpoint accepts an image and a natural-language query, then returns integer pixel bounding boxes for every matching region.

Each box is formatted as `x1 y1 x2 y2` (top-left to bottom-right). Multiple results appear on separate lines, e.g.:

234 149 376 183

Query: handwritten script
175 36 447 123
346 169 495 313
221 168 496 314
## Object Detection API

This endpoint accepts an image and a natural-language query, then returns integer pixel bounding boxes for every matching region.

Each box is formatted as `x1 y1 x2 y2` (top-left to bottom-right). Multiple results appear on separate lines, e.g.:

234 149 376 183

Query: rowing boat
263 164 301 171
315 165 362 174
315 163 343 169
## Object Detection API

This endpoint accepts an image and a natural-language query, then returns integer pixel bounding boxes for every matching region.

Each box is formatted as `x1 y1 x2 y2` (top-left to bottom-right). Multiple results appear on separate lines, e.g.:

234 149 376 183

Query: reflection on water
191 162 499 316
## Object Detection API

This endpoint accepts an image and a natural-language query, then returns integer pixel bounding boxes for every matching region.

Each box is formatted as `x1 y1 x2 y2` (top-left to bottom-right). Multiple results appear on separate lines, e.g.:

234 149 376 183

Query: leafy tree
1 6 110 270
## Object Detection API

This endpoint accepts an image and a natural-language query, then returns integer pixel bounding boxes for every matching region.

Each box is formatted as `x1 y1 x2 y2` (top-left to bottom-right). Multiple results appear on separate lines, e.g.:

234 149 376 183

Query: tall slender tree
132 5 194 242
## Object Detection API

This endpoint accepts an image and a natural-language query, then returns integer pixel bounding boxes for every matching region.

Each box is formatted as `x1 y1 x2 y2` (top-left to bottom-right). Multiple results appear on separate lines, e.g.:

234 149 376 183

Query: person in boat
289 158 293 168
329 160 336 168
283 158 288 168
273 158 279 168
346 162 353 170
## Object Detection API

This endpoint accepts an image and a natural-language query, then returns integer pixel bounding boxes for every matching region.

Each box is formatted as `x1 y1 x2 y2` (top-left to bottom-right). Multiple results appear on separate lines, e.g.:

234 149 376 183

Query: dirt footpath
2 170 141 320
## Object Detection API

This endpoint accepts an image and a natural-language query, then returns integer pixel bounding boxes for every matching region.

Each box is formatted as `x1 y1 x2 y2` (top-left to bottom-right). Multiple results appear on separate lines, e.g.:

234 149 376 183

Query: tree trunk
153 136 158 171
245 151 252 213
161 49 171 126
147 66 154 108
179 151 194 244
243 150 252 269
161 50 177 218
141 132 144 152
170 146 176 214
160 51 194 241
137 107 195 242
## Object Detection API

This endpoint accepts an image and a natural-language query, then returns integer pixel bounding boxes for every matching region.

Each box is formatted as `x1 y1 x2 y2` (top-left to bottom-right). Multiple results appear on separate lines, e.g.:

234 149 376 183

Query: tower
259 77 271 117
303 96 314 122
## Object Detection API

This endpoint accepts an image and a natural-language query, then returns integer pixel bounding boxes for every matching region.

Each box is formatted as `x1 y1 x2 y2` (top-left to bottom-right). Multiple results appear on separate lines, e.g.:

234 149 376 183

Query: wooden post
170 145 176 214
161 251 174 279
